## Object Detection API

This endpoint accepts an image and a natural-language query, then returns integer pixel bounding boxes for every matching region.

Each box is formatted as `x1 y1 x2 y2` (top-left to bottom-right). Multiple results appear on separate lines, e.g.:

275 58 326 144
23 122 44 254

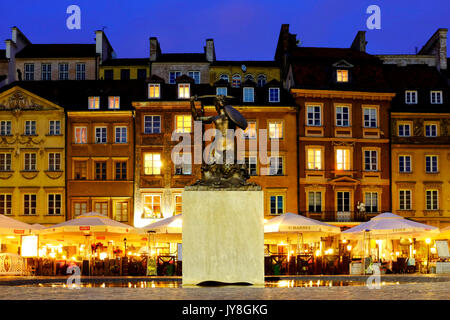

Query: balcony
302 211 379 223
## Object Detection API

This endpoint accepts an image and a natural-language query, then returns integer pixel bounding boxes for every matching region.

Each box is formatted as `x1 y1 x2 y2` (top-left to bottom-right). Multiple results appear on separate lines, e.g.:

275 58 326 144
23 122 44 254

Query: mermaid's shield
224 105 248 130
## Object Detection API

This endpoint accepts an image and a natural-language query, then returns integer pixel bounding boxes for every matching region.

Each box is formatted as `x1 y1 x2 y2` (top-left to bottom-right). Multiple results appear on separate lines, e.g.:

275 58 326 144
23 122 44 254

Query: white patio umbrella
0 214 34 236
139 214 182 243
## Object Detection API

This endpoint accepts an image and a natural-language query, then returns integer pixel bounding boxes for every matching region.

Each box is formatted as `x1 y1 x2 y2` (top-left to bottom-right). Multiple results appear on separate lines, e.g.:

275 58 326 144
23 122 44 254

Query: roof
211 60 279 67
101 58 149 66
0 75 7 82
15 44 97 59
155 53 207 63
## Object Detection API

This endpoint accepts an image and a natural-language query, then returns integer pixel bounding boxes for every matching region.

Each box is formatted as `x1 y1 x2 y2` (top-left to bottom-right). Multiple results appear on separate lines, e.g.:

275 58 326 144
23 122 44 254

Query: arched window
219 74 229 83
245 74 255 83
257 74 267 87
232 74 241 88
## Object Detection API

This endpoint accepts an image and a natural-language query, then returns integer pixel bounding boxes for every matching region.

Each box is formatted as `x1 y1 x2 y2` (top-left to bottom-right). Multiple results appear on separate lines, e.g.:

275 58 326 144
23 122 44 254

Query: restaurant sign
79 226 90 231
13 229 25 234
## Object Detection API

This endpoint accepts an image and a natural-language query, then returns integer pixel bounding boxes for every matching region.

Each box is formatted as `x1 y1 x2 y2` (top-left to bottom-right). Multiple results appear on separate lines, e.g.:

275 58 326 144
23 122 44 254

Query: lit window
175 195 182 215
0 121 11 135
148 84 160 99
23 194 36 215
88 96 100 110
308 192 322 212
0 194 12 215
0 153 11 171
398 124 410 137
144 115 161 134
115 127 127 143
399 155 411 173
174 153 192 175
24 153 36 171
269 157 283 175
49 120 61 135
74 202 87 217
365 192 378 213
48 194 62 215
245 156 257 176
178 83 190 99
108 96 120 109
425 155 438 173
243 87 254 102
24 63 34 81
24 120 36 135
307 148 322 170
76 63 86 80
405 91 417 104
336 106 349 127
74 127 87 144
74 161 87 180
114 201 128 222
169 71 181 84
244 121 256 139
143 195 162 219
176 115 192 133
426 190 438 210
425 124 437 137
95 127 107 143
269 88 280 102
307 106 321 126
216 87 227 96
188 71 200 84
399 190 411 210
257 74 266 87
48 152 61 171
270 195 284 215
41 63 51 80
232 74 241 88
430 91 443 104
364 150 378 171
337 70 348 82
59 63 69 80
144 153 161 175
268 121 283 139
94 202 108 216
336 149 350 171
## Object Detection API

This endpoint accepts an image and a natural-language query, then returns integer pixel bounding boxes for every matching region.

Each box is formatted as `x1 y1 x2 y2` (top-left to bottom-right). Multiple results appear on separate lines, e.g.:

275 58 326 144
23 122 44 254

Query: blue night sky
0 0 449 60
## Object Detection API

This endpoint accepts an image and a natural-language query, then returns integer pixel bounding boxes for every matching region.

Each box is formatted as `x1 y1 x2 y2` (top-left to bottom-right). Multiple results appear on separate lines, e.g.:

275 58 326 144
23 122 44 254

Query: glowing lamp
430 247 437 254
425 238 432 244
346 245 352 251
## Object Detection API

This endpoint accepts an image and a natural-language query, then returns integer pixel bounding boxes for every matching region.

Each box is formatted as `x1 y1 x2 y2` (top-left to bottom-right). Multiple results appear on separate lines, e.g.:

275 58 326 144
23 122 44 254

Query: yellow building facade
209 61 280 85
99 59 149 80
0 86 65 226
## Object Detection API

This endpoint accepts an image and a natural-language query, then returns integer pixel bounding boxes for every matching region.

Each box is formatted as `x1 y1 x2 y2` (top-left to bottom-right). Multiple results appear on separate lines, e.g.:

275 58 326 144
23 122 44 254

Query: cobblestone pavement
0 275 449 300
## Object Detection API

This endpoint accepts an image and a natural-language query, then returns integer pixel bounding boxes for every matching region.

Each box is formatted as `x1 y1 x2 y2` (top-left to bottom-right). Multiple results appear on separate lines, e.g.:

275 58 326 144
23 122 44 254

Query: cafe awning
140 214 182 234
0 214 34 236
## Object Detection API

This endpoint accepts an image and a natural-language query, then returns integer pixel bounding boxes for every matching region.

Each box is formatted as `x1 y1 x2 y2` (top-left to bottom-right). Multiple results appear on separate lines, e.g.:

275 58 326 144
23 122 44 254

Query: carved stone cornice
0 91 44 115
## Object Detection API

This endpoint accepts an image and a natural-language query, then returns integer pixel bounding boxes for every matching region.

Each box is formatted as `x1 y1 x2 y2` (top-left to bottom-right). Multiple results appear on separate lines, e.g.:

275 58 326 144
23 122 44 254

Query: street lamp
425 238 431 273
123 238 127 256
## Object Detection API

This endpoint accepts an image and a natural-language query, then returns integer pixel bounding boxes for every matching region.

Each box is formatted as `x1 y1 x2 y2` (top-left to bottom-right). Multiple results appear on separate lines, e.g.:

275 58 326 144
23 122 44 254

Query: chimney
418 28 448 71
150 37 161 61
351 31 367 52
95 30 114 62
205 39 215 62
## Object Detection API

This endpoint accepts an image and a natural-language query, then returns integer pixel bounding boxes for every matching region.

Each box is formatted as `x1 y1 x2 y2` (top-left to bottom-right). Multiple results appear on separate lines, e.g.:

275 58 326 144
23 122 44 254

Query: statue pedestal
182 190 264 285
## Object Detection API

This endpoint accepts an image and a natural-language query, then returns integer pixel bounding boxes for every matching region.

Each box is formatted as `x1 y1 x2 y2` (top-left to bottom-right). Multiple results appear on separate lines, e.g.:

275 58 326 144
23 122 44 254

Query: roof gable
0 86 63 112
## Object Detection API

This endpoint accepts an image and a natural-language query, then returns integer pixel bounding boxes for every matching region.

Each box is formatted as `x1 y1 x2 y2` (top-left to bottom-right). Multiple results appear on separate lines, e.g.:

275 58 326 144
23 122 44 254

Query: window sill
21 134 38 137
425 172 440 174
45 134 63 137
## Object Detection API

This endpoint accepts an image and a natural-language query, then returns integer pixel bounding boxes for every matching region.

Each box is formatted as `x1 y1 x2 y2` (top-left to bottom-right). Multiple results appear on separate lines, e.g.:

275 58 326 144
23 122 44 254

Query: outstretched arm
190 95 214 123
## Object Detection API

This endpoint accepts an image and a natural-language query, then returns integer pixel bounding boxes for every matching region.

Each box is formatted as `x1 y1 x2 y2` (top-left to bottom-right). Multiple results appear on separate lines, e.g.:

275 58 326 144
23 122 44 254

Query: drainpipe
388 102 392 213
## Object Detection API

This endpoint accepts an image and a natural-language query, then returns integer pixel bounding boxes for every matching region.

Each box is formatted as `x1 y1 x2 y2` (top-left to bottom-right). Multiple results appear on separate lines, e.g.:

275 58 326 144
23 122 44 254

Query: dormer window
219 74 229 83
430 91 442 104
244 74 255 82
269 88 280 103
243 87 254 103
336 70 349 82
257 74 267 87
216 87 227 96
148 84 161 99
88 96 100 110
405 91 418 104
178 83 190 99
108 96 120 109
232 74 241 88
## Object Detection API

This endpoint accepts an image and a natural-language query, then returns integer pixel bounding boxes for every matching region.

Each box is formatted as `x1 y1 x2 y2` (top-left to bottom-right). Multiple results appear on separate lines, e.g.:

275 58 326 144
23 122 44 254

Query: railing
301 211 378 222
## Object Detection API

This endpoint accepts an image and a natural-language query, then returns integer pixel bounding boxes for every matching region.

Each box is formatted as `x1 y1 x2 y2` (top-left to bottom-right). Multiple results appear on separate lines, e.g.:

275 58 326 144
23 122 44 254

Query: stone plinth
182 190 264 285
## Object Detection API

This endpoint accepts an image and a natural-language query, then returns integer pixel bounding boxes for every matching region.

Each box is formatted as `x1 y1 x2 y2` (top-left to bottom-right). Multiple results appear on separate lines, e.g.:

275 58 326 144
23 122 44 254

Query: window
0 121 11 135
48 153 61 171
269 88 280 103
405 91 417 104
74 127 87 144
268 121 283 139
169 71 182 84
95 127 107 144
336 106 349 127
76 63 86 80
95 202 108 216
307 148 322 170
257 74 266 87
0 153 11 171
25 120 36 135
59 63 69 80
74 161 87 180
308 192 322 212
175 115 192 133
24 194 36 215
426 190 438 210
337 191 350 212
144 115 161 134
115 127 127 143
307 106 321 126
108 96 120 109
398 124 410 137
178 83 190 99
244 121 256 139
399 190 411 210
144 153 161 175
219 74 229 83
41 63 51 80
243 87 254 102
336 149 350 171
270 195 284 215
425 124 437 137
24 153 36 171
245 74 255 83
364 150 378 171
363 107 377 128
365 192 378 213
188 71 200 84
269 157 283 175
425 155 438 173
143 195 162 218
216 87 227 96
104 69 114 80
399 155 411 173
120 69 130 80
0 194 12 215
174 153 192 175
115 161 127 180
88 96 100 110
48 194 62 215
430 91 443 104
74 202 87 217
232 74 241 88
24 63 34 80
245 156 257 176
95 161 107 180
175 195 182 215
148 84 161 99
49 120 61 135
114 202 128 222
137 69 147 80
336 69 348 82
